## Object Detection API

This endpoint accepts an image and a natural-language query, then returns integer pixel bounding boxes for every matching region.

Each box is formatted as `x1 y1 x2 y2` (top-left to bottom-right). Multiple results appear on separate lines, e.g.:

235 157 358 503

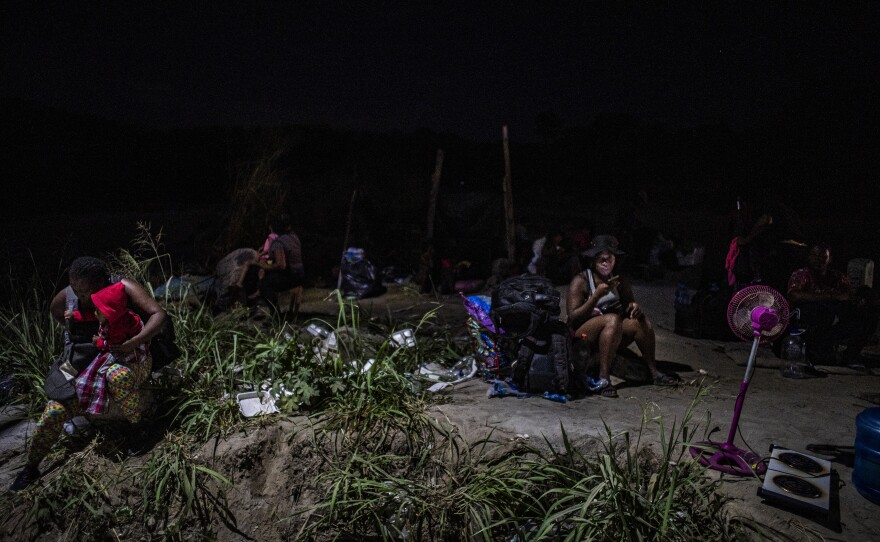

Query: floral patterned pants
26 358 151 467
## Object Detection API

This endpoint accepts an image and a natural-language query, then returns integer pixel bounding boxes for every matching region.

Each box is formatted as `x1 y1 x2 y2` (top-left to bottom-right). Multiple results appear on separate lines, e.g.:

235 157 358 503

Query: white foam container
236 391 279 417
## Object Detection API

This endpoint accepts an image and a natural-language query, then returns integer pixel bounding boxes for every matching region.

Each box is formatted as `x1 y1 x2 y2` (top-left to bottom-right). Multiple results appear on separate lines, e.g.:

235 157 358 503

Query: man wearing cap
567 235 678 397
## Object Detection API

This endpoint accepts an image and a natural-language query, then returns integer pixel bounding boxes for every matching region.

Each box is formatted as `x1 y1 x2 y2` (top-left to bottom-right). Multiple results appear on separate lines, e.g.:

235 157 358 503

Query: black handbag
43 332 100 401
149 318 181 371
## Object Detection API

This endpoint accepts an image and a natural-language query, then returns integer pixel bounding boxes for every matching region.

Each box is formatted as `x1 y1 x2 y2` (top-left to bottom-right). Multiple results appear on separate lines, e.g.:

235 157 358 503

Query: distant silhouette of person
724 196 759 291
527 227 548 275
541 227 581 286
416 239 436 293
569 219 592 254
735 199 809 294
234 223 279 301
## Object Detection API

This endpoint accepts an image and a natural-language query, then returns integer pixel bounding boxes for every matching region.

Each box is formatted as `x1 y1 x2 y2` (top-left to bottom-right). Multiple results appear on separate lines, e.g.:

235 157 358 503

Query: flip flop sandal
600 384 619 398
653 372 678 386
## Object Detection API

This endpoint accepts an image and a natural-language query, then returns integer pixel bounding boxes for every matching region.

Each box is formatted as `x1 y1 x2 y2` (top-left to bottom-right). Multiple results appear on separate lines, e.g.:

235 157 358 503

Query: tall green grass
131 433 237 539
296 388 751 542
522 391 744 541
0 283 64 411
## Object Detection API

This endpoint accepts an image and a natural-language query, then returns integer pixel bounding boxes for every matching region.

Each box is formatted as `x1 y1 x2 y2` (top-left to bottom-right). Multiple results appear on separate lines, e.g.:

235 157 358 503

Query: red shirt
787 267 850 297
91 282 143 348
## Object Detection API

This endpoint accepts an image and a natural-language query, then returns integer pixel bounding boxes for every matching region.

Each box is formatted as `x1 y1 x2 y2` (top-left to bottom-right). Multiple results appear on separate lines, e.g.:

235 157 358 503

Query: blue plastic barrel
853 407 880 505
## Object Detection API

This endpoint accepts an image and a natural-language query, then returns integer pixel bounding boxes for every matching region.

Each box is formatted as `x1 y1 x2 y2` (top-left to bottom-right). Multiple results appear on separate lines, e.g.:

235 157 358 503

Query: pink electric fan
689 285 790 476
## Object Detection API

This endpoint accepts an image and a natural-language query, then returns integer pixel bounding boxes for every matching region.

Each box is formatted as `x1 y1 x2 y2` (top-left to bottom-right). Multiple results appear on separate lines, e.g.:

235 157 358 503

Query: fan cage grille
727 285 790 342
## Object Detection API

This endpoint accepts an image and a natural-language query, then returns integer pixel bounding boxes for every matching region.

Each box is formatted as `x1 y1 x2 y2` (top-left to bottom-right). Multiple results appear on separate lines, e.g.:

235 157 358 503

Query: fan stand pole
690 334 767 476
724 334 761 447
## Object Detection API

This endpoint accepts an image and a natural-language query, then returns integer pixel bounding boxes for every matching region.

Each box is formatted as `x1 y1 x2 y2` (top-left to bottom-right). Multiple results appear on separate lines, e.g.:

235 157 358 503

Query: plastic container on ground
781 327 808 379
543 391 567 403
389 328 416 348
847 258 875 289
853 406 880 505
236 391 279 417
305 322 331 340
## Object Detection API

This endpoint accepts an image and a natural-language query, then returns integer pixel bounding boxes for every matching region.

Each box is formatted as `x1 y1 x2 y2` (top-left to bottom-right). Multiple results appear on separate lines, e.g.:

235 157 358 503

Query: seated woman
566 235 677 397
256 213 305 314
11 256 167 491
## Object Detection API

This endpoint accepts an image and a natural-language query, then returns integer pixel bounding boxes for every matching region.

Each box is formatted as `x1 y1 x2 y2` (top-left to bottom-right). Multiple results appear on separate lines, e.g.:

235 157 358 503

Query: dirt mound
208 418 322 540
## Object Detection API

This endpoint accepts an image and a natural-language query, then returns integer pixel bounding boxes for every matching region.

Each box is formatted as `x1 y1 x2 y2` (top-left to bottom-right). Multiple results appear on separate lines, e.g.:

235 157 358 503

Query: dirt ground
2 273 879 540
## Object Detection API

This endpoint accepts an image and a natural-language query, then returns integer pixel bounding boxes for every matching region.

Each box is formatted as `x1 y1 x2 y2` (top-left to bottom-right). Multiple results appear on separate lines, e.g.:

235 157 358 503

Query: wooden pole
337 187 358 290
502 125 516 262
426 149 445 239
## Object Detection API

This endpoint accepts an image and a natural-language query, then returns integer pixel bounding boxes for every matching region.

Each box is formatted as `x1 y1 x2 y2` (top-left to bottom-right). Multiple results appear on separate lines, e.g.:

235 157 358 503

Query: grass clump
523 391 745 541
296 388 750 542
132 433 236 539
0 295 63 411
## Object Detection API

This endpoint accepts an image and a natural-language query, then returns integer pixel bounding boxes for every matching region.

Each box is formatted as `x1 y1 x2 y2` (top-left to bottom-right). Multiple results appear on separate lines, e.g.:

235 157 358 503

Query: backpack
673 288 731 341
511 320 571 394
490 274 561 339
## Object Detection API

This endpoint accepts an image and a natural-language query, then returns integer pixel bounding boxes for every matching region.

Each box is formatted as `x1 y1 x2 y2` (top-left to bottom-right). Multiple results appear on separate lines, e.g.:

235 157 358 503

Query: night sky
2 2 880 291
3 2 878 142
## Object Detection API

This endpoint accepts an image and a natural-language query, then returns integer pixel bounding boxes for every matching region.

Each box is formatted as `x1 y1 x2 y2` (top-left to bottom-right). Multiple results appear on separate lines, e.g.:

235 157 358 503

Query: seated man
786 243 878 366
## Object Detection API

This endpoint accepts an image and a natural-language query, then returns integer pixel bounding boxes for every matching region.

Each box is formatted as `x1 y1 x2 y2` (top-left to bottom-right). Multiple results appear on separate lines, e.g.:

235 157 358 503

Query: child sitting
71 282 149 416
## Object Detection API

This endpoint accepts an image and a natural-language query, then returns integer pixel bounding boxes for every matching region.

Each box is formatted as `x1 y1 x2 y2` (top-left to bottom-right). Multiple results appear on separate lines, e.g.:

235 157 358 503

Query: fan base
690 441 767 476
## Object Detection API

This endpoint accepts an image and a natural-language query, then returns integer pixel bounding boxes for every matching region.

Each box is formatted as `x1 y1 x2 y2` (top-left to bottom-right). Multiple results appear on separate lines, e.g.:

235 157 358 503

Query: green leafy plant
132 433 237 538
161 301 269 440
0 293 64 411
298 431 537 541
104 221 174 292
297 388 752 542
522 389 746 542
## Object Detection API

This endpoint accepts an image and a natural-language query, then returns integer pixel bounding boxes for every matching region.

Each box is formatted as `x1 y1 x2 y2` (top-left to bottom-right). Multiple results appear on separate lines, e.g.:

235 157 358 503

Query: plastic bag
340 254 387 299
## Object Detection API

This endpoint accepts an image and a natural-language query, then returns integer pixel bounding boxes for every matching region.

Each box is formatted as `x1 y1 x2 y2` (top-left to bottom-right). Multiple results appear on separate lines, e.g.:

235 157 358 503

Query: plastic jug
674 283 690 306
780 327 808 379
853 407 880 505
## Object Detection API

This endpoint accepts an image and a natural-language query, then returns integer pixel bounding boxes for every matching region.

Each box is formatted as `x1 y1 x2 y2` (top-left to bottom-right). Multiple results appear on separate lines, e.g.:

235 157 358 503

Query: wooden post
426 149 444 239
337 187 358 290
502 125 516 262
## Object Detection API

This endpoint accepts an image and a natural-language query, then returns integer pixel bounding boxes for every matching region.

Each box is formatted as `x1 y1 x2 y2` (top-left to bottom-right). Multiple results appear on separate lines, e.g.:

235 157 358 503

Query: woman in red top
11 257 166 491
73 282 149 416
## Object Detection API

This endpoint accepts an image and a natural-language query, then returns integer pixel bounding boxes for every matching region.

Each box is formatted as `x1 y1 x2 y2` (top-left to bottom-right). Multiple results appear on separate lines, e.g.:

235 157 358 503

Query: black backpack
490 274 561 339
511 320 571 394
